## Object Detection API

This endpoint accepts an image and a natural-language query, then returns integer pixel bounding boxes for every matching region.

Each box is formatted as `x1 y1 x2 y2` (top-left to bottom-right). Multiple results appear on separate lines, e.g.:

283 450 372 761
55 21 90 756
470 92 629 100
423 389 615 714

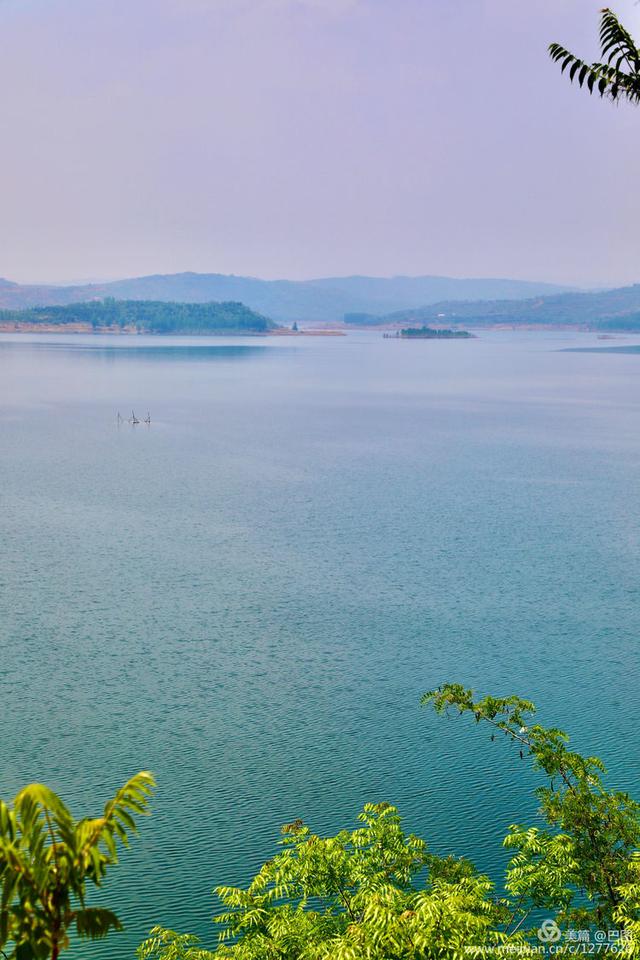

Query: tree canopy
2 691 640 959
137 688 640 959
549 8 640 104
0 299 276 334
0 771 154 959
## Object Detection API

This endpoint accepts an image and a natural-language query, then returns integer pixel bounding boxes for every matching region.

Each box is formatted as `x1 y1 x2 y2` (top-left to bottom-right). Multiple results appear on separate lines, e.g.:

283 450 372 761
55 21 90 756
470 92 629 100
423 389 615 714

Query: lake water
1 329 640 957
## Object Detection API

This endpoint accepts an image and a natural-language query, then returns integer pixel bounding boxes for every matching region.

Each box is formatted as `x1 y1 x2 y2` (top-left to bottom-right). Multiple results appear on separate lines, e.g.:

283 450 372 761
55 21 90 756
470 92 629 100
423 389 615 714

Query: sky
0 0 639 287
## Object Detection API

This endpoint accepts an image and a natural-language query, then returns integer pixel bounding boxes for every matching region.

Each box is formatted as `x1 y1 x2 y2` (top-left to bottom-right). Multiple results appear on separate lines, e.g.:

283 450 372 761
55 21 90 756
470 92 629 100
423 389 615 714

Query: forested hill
0 273 571 323
0 299 276 334
345 284 640 330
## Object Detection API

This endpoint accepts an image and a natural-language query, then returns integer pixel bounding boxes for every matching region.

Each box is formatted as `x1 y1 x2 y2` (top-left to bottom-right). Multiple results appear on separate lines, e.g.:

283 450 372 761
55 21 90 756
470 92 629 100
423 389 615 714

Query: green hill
0 298 277 334
345 283 640 330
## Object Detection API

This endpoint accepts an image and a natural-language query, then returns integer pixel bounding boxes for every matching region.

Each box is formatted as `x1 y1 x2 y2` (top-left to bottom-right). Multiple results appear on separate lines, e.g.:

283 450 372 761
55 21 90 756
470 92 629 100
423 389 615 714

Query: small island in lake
384 325 475 339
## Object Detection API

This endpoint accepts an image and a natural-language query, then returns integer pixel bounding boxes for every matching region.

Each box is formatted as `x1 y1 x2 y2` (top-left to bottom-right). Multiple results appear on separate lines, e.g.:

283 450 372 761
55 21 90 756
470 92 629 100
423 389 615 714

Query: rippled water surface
1 330 640 957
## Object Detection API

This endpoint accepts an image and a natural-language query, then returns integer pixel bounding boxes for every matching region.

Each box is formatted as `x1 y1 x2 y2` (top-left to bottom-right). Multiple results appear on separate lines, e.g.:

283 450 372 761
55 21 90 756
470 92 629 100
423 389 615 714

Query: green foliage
595 315 640 333
137 927 216 960
140 803 522 960
0 771 154 959
423 685 640 938
0 299 276 334
397 326 473 339
549 8 640 104
141 687 640 958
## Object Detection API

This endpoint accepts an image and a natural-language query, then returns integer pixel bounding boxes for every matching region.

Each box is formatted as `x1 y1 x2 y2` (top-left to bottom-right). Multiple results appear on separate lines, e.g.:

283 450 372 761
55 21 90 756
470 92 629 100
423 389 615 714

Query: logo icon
537 919 561 943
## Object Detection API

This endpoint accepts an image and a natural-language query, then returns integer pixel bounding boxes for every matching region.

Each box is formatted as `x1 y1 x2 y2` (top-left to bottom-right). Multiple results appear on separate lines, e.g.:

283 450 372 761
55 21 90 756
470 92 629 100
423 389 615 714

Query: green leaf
75 907 124 939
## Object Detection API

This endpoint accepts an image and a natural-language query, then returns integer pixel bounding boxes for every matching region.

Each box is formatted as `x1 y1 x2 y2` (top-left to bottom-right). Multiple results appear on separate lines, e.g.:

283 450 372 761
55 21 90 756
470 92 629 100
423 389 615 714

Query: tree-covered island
385 325 475 339
0 298 278 335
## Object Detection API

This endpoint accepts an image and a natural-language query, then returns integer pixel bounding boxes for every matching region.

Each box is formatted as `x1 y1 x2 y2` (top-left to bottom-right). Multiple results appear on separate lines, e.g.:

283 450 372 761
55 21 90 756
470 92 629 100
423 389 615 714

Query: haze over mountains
350 284 640 331
0 273 571 324
3 271 640 330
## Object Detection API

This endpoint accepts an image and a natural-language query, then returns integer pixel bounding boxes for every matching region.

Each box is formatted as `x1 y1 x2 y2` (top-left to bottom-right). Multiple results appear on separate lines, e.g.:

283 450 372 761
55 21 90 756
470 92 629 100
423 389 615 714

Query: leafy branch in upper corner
0 770 154 960
423 684 640 939
549 8 640 104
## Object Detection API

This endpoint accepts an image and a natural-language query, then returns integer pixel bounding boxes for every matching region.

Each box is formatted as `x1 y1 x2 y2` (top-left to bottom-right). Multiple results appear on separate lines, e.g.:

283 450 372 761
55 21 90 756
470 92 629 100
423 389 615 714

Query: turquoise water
1 330 640 956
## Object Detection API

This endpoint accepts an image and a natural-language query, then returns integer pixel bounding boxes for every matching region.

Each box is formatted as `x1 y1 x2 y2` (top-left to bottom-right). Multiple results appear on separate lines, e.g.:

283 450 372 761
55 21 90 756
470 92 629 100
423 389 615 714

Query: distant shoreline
0 323 345 337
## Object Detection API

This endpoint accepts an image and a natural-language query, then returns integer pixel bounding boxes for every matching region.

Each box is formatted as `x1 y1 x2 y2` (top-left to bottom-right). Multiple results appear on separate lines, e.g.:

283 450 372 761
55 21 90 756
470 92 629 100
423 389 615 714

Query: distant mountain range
346 284 640 331
0 273 572 323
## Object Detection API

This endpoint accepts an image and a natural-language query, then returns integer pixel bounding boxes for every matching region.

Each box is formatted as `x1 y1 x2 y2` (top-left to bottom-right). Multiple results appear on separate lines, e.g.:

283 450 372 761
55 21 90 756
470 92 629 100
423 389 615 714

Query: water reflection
0 338 273 363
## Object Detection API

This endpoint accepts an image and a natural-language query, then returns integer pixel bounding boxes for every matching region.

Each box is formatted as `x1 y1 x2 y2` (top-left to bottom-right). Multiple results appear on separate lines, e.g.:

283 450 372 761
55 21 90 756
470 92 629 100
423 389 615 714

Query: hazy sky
1 0 639 286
